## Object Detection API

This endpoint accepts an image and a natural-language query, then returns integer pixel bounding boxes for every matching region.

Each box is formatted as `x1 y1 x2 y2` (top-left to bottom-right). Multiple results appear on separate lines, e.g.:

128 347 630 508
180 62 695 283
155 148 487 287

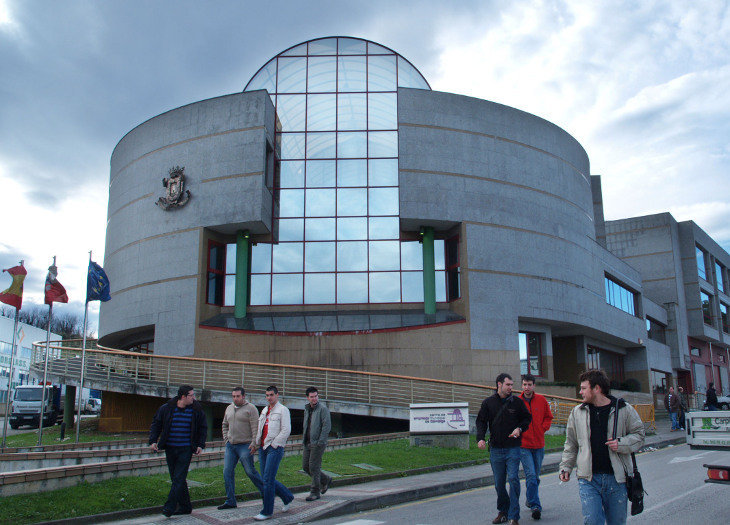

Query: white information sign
409 403 469 434
686 410 730 448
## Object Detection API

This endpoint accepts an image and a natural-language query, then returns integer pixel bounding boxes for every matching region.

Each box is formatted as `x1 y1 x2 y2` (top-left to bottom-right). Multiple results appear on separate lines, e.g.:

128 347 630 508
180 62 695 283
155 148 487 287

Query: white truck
685 410 730 485
9 385 62 429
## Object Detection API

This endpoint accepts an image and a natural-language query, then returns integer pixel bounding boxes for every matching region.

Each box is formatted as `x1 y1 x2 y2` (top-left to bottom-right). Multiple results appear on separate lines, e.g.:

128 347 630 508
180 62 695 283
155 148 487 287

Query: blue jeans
224 442 264 506
490 446 521 521
578 473 627 525
259 445 294 517
670 411 679 430
163 446 193 514
520 447 545 511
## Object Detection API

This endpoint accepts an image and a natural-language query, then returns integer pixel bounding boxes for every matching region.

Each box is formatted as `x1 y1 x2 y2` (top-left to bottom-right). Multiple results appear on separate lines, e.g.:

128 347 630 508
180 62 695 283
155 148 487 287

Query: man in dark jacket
302 386 332 501
706 382 720 411
149 385 208 517
477 373 532 525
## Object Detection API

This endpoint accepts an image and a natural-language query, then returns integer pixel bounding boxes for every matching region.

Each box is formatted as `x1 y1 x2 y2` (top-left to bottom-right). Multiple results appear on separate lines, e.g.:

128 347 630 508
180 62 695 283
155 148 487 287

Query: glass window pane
308 38 337 55
369 158 398 186
338 56 366 92
245 59 277 92
305 242 335 272
305 218 336 240
280 132 305 159
251 243 272 273
306 132 336 158
250 274 271 305
435 239 445 270
337 159 367 187
278 218 304 241
369 131 398 157
306 160 336 187
281 43 307 56
307 94 336 131
337 93 367 130
276 94 306 131
401 242 423 270
306 188 336 216
338 131 367 158
368 55 397 91
401 271 424 302
397 56 430 89
338 188 367 216
368 42 391 54
370 272 401 303
369 187 399 215
337 241 367 271
272 243 303 272
278 189 304 217
436 270 446 302
338 37 366 55
337 272 368 303
279 161 304 188
225 244 237 274
337 217 367 240
369 241 400 270
224 275 236 307
305 273 335 304
368 93 398 130
369 217 399 239
277 57 307 93
272 274 303 304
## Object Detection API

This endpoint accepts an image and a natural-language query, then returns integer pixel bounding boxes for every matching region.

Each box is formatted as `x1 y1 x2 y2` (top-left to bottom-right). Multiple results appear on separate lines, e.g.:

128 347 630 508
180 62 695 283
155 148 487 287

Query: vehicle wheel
721 403 730 410
10 423 19 430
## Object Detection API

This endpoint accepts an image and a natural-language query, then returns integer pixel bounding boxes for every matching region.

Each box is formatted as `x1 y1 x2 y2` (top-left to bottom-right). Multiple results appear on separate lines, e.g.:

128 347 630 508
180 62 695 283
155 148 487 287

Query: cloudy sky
1 0 729 331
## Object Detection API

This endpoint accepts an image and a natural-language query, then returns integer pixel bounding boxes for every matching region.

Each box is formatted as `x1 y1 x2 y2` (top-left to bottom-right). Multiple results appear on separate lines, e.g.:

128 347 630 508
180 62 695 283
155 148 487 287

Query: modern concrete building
100 36 719 394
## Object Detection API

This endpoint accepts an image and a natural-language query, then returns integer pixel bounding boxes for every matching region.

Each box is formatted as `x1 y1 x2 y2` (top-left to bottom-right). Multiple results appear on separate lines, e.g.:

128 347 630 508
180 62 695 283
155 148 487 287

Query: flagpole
37 301 53 446
1 306 20 448
75 251 92 443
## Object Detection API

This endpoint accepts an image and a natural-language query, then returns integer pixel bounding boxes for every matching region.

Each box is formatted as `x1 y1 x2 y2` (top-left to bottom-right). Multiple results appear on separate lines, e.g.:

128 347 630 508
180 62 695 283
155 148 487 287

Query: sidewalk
47 419 685 525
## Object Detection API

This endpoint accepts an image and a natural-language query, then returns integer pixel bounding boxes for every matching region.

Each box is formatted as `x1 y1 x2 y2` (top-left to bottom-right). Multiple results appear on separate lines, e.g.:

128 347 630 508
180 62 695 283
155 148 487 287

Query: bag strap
491 395 512 431
611 398 620 440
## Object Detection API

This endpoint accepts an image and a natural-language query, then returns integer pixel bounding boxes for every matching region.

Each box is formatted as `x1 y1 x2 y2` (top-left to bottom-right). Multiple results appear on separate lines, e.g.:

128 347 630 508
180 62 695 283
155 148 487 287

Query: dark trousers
164 446 193 514
303 442 331 494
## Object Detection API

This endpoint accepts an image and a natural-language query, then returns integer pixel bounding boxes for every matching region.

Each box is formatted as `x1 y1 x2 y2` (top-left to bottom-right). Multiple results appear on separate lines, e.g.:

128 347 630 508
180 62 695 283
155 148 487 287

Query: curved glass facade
244 37 442 306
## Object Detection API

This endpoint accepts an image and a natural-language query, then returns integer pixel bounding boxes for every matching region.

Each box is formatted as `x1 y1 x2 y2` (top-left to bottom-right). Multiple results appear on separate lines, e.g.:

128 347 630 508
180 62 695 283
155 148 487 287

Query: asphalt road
311 444 730 524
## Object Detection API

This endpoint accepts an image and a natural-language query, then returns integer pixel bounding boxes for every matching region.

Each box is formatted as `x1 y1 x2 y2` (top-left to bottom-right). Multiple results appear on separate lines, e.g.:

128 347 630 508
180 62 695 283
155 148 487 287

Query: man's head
496 373 513 398
232 386 245 407
669 386 675 394
177 385 195 407
578 369 610 405
522 374 536 398
265 385 279 406
678 387 684 393
306 386 319 407
709 382 714 388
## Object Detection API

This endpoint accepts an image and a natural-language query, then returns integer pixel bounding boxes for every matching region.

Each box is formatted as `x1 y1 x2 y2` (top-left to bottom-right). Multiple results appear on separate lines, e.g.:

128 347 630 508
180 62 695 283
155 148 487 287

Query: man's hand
194 447 202 455
605 438 619 452
249 443 257 454
508 427 521 438
559 471 570 482
150 443 158 452
477 439 487 450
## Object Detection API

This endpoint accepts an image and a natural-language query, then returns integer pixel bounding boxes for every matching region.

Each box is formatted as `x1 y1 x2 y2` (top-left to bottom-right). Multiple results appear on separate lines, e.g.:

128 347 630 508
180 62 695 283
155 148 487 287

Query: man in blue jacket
149 385 207 517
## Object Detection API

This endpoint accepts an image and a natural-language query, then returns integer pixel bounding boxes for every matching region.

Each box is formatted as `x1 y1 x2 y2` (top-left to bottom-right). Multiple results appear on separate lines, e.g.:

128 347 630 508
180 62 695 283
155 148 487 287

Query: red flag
44 262 68 305
0 264 27 309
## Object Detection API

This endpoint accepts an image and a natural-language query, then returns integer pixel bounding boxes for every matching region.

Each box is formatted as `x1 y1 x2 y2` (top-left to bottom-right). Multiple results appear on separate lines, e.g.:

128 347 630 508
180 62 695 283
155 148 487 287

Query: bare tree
0 304 87 339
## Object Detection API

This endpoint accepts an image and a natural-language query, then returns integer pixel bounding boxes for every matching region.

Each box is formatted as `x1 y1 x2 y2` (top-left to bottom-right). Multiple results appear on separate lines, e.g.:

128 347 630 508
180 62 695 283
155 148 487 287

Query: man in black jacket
477 373 532 525
149 385 208 517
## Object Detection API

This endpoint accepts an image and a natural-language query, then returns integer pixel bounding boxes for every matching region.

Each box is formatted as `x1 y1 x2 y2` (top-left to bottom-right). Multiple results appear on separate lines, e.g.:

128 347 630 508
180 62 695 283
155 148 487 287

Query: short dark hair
177 385 194 398
305 386 318 396
266 385 279 395
709 382 714 388
232 386 245 395
579 369 610 396
496 373 512 386
522 374 536 384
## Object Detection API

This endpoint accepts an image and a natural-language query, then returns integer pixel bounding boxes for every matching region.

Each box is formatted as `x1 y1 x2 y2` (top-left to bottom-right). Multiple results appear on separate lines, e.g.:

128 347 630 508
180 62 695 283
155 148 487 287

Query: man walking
519 373 553 520
664 386 681 431
677 386 689 429
303 386 332 501
706 382 720 410
149 385 207 518
477 373 532 525
253 385 294 521
218 387 262 510
559 369 645 525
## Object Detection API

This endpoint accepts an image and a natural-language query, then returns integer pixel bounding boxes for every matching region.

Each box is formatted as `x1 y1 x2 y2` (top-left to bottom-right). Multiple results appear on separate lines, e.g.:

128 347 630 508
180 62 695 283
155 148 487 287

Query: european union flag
87 261 111 302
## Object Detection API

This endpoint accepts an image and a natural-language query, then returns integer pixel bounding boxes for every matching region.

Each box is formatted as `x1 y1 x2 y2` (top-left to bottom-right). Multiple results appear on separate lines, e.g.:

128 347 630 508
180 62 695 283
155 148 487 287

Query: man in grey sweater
303 386 332 501
218 386 262 510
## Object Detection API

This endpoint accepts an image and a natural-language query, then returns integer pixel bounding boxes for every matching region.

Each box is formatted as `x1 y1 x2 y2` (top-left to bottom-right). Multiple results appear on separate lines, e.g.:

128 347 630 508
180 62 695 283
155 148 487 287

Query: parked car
706 394 730 410
84 397 102 415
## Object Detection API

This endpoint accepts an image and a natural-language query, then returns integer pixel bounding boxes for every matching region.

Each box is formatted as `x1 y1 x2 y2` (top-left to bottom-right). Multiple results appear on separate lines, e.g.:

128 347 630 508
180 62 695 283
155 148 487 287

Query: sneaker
281 502 292 512
532 508 541 520
253 514 271 521
508 520 520 525
493 512 508 524
217 503 237 510
305 493 321 501
321 478 330 494
161 508 173 518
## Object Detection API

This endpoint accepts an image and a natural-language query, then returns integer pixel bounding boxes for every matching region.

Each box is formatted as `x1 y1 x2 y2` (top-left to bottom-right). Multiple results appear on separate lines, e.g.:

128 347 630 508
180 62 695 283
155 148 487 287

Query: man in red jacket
519 374 553 520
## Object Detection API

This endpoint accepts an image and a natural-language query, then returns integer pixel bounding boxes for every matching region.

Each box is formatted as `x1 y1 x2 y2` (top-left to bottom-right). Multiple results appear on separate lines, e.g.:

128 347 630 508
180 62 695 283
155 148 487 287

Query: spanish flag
0 264 27 310
44 261 69 305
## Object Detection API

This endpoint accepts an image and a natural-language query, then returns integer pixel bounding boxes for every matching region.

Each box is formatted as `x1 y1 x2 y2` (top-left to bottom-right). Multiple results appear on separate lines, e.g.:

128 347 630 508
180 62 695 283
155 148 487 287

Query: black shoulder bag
612 398 645 516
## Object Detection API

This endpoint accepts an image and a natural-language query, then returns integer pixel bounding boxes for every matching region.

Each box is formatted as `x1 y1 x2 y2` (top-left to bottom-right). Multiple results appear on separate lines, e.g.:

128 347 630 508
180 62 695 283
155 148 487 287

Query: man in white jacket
253 385 295 521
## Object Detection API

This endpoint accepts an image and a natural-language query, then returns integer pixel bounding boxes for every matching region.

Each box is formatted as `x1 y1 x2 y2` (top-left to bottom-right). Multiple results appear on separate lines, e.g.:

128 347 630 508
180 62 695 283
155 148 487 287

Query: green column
63 385 76 428
422 227 436 315
234 230 250 319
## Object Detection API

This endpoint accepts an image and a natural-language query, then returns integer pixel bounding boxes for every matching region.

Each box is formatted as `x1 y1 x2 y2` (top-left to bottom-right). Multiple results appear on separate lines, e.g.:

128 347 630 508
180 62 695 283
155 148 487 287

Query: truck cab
9 385 61 429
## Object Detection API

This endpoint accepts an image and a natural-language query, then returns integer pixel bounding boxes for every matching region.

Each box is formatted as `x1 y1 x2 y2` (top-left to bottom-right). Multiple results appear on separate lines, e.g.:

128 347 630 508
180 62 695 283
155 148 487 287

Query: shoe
173 509 192 515
493 512 508 524
281 501 292 511
162 508 173 518
306 493 321 501
321 478 330 494
253 514 271 521
508 520 519 525
532 508 541 520
217 503 237 510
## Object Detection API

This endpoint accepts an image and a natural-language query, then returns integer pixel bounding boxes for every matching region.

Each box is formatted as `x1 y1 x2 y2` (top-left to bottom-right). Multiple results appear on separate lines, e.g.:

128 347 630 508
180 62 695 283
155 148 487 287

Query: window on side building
519 332 542 377
700 291 713 326
716 262 725 293
697 246 707 281
646 316 666 344
604 275 637 316
445 235 460 301
721 302 729 333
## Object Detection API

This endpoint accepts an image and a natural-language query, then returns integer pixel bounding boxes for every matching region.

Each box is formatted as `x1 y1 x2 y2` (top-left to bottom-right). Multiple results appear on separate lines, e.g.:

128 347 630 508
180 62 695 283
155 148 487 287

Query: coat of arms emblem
156 166 191 210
